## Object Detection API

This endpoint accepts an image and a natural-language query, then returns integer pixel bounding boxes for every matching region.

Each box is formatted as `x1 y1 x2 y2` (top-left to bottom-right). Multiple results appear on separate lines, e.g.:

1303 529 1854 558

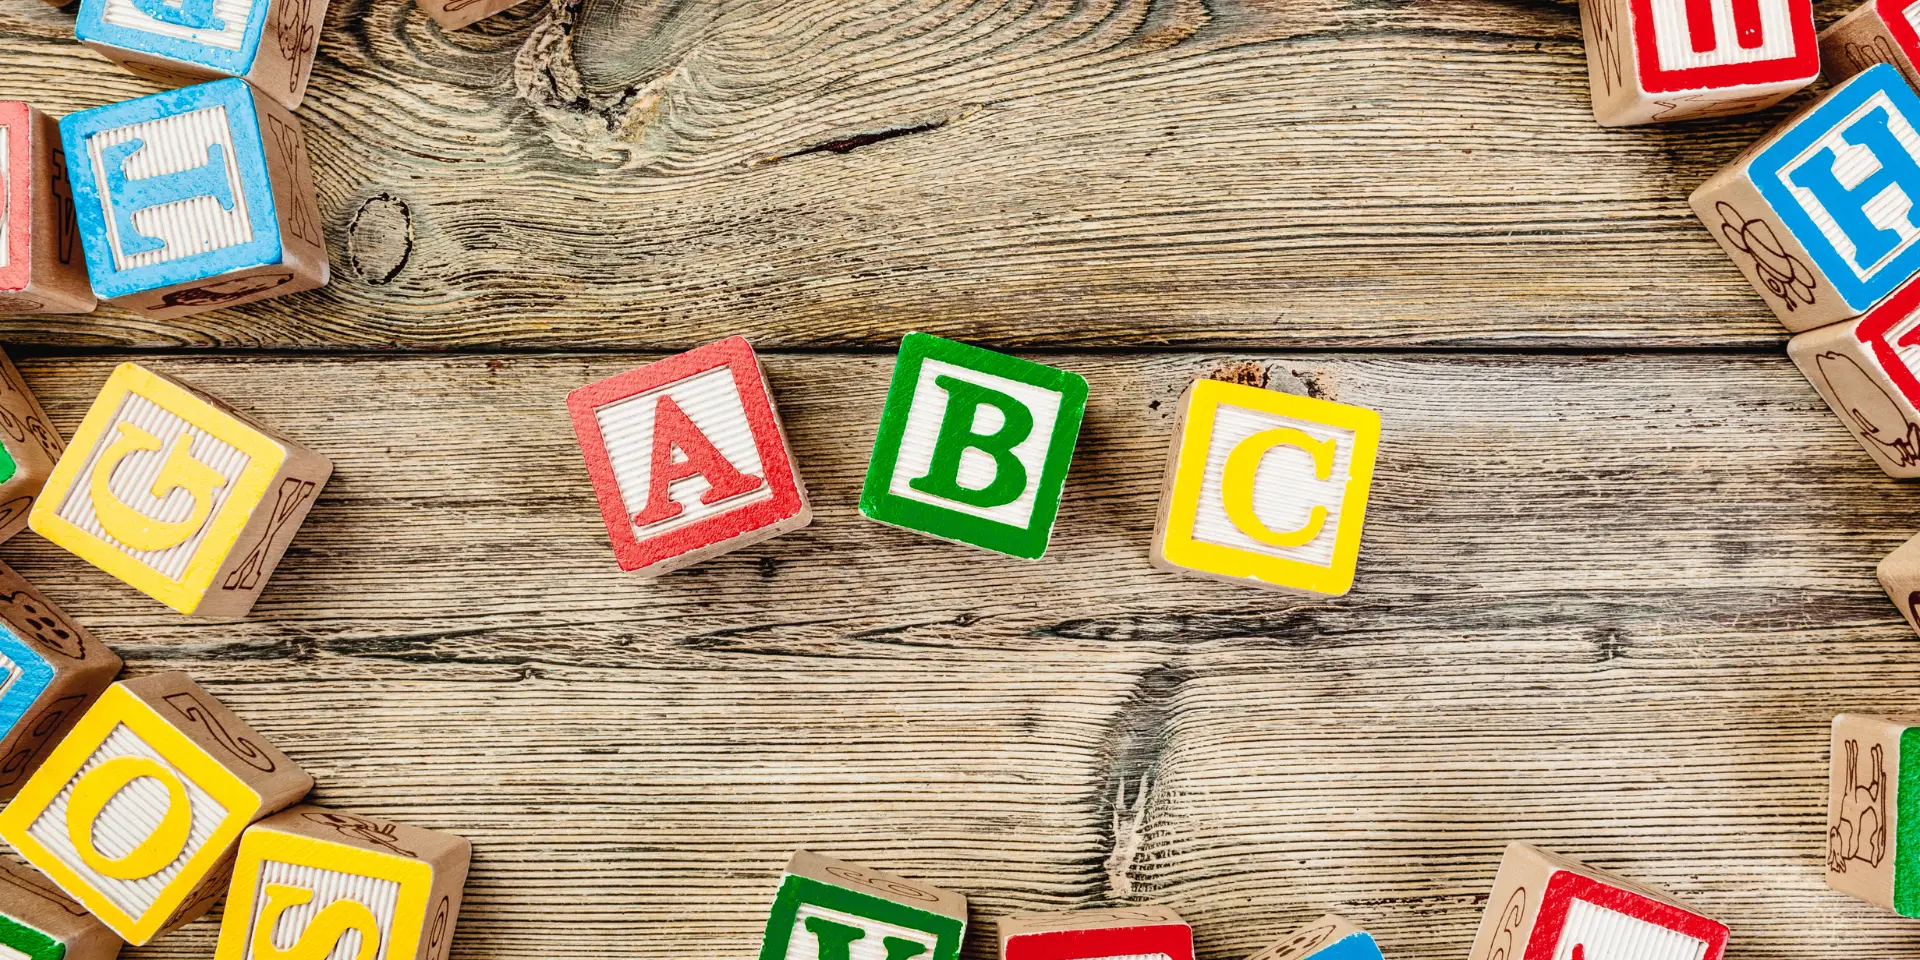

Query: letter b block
215 804 471 960
60 79 328 321
999 906 1193 960
1579 0 1817 125
0 672 313 945
30 362 333 619
759 851 968 960
0 103 93 315
1466 843 1728 960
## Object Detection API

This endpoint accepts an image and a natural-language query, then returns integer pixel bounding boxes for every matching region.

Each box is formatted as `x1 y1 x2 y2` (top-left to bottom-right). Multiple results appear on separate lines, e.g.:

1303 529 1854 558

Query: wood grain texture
0 351 1903 959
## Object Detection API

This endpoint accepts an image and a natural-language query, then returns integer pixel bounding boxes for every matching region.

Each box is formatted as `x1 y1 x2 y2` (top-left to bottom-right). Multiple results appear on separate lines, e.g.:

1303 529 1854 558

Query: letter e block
0 348 66 545
29 362 333 619
860 333 1088 560
1244 915 1384 960
0 857 119 960
1820 0 1920 88
60 79 328 321
1579 0 1817 125
1825 713 1920 915
1692 64 1920 331
0 103 93 315
1466 843 1728 960
1150 379 1379 596
1000 906 1192 960
0 672 313 945
568 336 811 575
74 0 326 110
0 561 120 803
214 804 470 960
760 851 967 960
1787 275 1920 476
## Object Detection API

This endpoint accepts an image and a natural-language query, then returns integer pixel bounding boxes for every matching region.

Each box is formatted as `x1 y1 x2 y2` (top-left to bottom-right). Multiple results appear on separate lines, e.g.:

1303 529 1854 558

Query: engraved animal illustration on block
1787 274 1920 477
1878 532 1920 634
0 103 95 315
1824 713 1920 915
74 0 329 109
1829 738 1890 874
1465 844 1728 960
999 906 1194 960
758 851 968 960
1579 0 1818 124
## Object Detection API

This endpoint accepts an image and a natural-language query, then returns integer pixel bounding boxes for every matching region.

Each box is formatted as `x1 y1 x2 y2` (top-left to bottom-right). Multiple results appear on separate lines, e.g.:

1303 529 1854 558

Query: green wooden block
757 851 968 960
860 333 1089 559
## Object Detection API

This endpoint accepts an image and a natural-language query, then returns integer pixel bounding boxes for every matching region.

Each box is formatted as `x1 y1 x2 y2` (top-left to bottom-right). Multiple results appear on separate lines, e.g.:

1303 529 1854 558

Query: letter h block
568 336 812 575
29 362 333 619
1244 916 1384 960
0 857 120 960
60 79 328 321
215 804 471 960
0 560 121 804
0 103 93 315
1692 64 1920 331
1825 713 1920 916
1579 0 1817 125
999 907 1193 960
759 851 968 960
1466 843 1728 960
0 672 312 945
860 333 1088 560
74 0 327 110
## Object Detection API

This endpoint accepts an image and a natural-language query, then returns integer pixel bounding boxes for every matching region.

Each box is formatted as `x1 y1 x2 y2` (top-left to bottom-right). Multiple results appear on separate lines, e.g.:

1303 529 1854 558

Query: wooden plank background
1 0 1918 957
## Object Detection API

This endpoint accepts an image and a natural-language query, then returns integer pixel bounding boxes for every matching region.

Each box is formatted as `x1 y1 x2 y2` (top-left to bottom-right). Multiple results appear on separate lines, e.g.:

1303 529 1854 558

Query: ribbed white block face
245 860 403 960
1549 900 1710 960
85 105 254 271
595 366 772 539
887 359 1061 528
99 0 254 51
1646 0 1801 72
781 903 940 960
1776 92 1920 281
1189 402 1356 569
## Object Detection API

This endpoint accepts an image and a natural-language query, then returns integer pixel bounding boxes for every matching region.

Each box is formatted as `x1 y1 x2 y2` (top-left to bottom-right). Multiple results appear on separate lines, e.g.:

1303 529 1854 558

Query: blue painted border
74 0 264 75
60 79 284 300
0 626 53 741
1307 933 1385 960
1753 63 1920 312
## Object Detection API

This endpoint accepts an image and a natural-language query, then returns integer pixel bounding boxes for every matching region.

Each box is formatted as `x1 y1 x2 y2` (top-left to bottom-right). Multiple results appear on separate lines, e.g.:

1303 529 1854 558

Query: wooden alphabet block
0 348 65 545
1150 379 1379 596
29 362 332 618
567 336 811 575
1878 530 1920 633
214 804 470 960
1000 906 1193 960
1466 843 1728 960
59 79 328 321
759 851 968 960
1691 64 1920 331
0 671 312 945
1820 0 1920 88
1787 275 1920 476
417 0 532 30
0 560 121 803
1823 713 1920 915
0 103 92 315
0 857 120 960
73 0 326 110
860 333 1088 560
1579 0 1817 125
1244 915 1384 960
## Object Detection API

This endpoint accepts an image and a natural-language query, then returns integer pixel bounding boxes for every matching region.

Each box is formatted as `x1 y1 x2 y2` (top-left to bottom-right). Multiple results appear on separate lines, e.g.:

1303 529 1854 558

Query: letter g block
29 362 332 619
0 672 312 945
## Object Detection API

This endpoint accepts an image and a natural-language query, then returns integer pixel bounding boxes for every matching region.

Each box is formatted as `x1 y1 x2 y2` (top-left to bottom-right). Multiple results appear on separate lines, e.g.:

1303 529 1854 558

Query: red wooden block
1000 907 1194 960
567 336 811 575
0 103 92 314
1579 0 1818 125
1467 844 1728 960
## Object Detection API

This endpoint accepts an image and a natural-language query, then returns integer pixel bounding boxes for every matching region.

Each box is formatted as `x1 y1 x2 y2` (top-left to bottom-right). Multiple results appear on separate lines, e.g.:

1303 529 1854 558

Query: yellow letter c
67 755 193 880
90 421 228 552
1221 427 1337 548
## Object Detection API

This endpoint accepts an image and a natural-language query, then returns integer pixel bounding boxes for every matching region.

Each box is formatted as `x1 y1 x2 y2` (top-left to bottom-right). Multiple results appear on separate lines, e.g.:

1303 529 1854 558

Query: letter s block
0 103 93 315
999 906 1193 960
1579 0 1817 125
73 0 327 111
1244 915 1384 960
0 856 120 960
0 672 313 945
759 851 967 960
59 79 328 321
0 561 121 803
860 333 1088 560
1150 379 1380 596
568 336 811 575
1692 64 1920 331
214 804 470 960
1466 843 1727 960
29 362 332 619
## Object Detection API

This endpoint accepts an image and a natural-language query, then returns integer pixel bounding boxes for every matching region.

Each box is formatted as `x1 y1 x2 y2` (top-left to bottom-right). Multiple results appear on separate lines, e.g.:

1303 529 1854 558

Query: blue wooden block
59 79 328 320
74 0 326 109
1247 916 1387 960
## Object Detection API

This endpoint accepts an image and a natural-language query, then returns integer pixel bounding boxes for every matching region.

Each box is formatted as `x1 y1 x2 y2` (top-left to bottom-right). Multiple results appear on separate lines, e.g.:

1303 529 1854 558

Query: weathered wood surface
0 351 1909 959
0 0 1880 349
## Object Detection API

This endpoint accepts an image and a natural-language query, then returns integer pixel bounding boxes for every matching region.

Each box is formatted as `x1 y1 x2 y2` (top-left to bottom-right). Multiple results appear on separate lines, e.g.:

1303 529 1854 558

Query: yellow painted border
27 363 286 615
0 683 262 944
214 827 435 960
1158 380 1381 596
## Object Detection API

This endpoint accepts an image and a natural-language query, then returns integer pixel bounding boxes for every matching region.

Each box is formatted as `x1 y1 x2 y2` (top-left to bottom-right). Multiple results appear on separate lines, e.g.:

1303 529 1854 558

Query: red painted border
565 336 803 572
1523 871 1728 960
1005 924 1195 960
1879 0 1920 75
1854 273 1920 410
1629 0 1818 93
0 101 33 293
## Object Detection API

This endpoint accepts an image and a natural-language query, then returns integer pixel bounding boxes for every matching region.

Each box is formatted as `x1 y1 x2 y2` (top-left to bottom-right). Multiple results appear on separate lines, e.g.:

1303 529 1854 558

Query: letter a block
1151 379 1379 596
0 348 66 546
215 804 470 960
1692 64 1920 331
0 672 312 945
0 857 120 960
1825 713 1920 915
1787 275 1920 477
0 561 121 803
1000 906 1193 960
1820 0 1920 88
1466 843 1728 960
74 0 327 111
860 334 1088 560
1579 0 1816 125
568 336 811 575
1244 916 1384 960
29 362 333 619
60 79 328 321
0 103 93 315
759 851 967 960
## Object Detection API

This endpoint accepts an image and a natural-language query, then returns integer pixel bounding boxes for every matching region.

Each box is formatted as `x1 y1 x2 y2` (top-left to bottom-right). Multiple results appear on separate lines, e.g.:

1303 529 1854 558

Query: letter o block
0 672 312 945
999 906 1193 960
215 804 471 960
759 851 968 960
29 362 332 619
0 857 120 960
1466 844 1727 960
1244 915 1384 960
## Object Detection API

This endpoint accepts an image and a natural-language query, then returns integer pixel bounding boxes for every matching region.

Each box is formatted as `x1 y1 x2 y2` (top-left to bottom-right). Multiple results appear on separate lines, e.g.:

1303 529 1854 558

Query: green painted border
756 874 965 960
0 913 63 960
1898 726 1920 916
858 333 1089 560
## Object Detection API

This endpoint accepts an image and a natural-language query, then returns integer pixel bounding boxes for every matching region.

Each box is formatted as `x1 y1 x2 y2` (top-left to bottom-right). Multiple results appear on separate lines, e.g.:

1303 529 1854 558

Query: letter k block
759 851 967 960
861 334 1089 560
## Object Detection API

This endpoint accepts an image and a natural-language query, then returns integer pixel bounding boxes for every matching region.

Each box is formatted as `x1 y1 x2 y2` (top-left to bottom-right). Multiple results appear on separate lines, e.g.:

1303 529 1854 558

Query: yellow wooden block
215 804 471 960
0 672 312 945
28 362 332 618
1150 379 1381 596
